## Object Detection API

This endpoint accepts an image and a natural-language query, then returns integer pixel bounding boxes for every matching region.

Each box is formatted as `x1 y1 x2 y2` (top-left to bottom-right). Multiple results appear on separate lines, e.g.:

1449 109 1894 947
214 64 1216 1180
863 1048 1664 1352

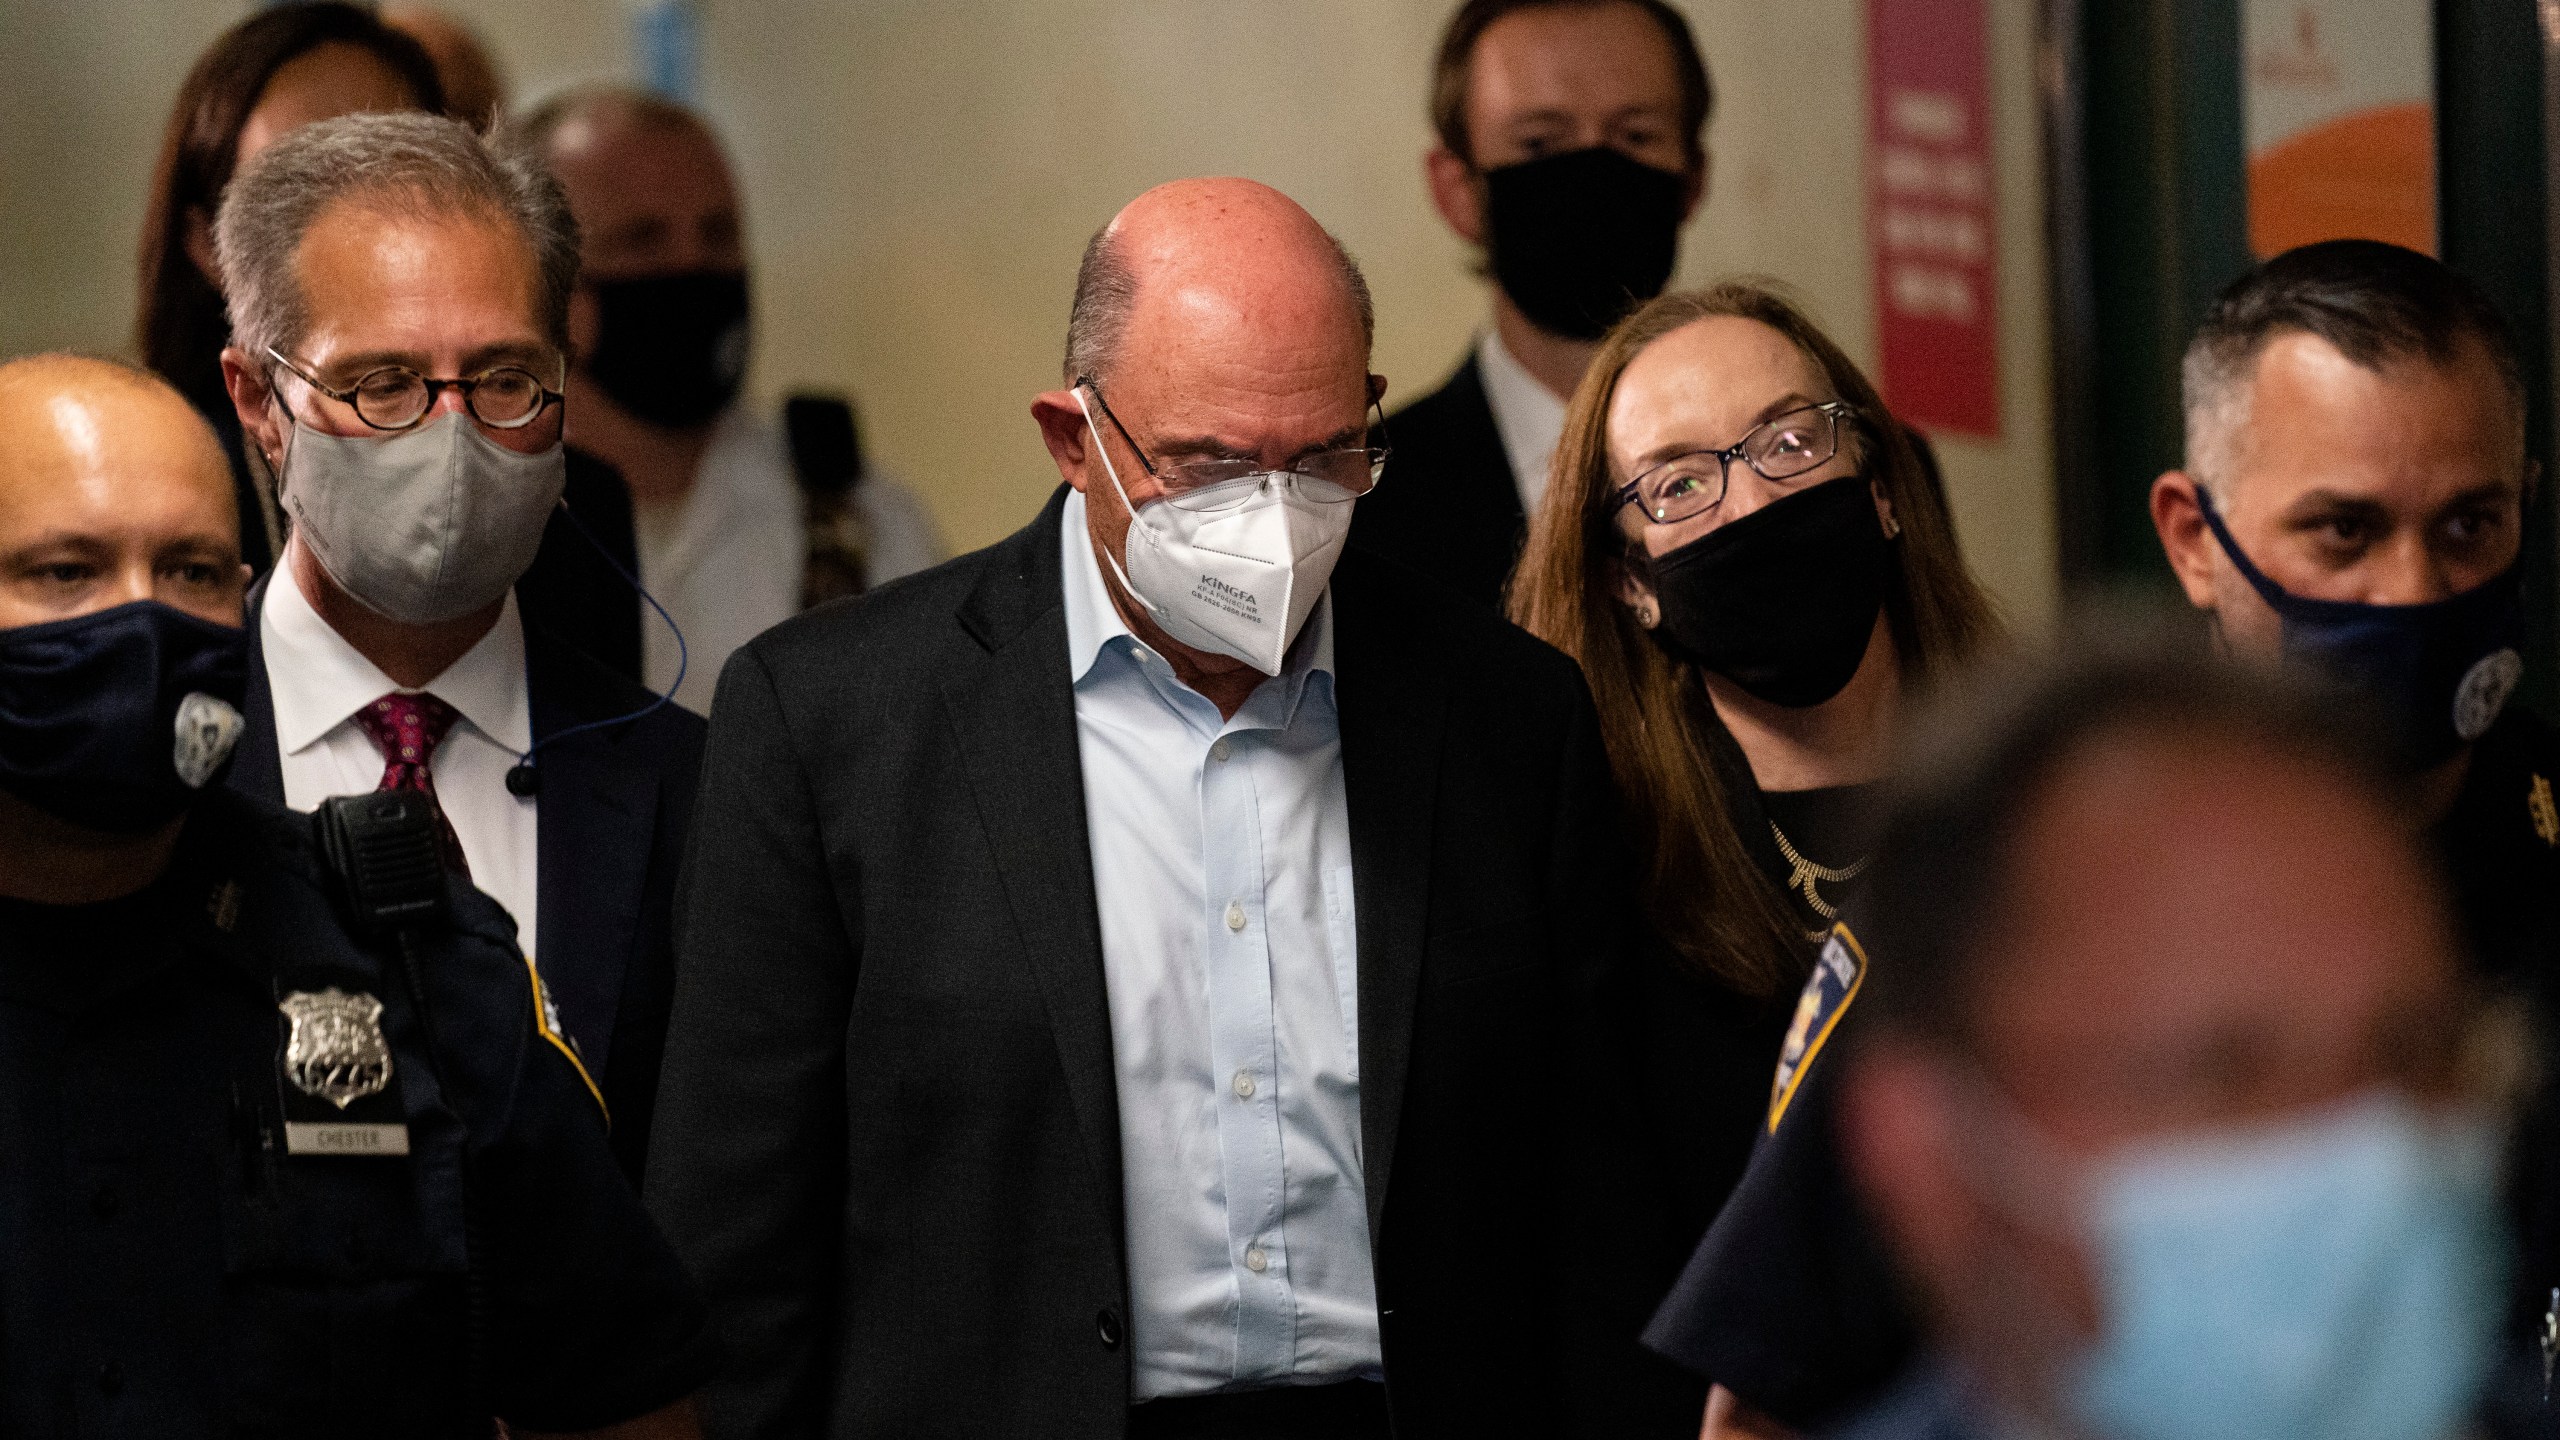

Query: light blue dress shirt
1059 491 1382 1399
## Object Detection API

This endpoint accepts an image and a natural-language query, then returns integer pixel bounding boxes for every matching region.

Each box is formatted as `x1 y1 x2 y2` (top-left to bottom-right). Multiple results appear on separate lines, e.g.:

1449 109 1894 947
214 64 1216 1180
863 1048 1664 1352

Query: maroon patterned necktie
352 691 471 876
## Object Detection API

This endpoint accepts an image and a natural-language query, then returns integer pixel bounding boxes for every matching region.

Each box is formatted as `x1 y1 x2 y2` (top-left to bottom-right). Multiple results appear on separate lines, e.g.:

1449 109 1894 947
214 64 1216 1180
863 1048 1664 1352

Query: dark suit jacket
645 487 1700 1438
229 573 705 1180
514 446 647 686
1351 353 1529 610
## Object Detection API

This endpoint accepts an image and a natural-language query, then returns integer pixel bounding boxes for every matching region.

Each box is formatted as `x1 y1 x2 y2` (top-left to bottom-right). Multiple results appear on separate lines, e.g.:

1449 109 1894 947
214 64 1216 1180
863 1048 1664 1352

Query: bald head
1066 178 1374 386
0 355 244 631
526 85 743 298
1030 179 1386 694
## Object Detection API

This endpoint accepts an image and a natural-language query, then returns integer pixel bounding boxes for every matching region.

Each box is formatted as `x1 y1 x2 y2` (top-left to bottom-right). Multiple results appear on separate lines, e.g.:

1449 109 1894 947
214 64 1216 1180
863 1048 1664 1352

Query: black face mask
0 601 250 834
1482 147 1688 340
584 269 753 430
2196 486 2525 770
1646 474 1892 707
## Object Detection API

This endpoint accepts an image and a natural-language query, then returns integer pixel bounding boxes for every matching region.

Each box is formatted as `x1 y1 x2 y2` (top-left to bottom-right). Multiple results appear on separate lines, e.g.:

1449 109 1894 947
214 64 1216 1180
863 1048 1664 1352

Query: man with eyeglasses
215 111 707 1183
646 177 1698 1438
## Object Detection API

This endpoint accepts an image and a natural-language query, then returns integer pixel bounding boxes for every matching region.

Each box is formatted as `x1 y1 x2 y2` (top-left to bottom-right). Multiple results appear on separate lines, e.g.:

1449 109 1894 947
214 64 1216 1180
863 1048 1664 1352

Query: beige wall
0 0 2056 629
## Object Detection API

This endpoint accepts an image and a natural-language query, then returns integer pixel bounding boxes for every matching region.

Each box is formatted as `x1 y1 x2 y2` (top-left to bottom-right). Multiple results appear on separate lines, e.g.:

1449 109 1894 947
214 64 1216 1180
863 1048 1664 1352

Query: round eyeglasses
1079 377 1389 513
265 346 564 432
1614 401 1859 525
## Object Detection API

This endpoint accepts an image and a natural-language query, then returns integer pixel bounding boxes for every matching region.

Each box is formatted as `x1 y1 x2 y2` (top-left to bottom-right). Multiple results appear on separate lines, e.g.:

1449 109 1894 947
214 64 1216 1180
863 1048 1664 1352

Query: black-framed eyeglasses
1078 375 1391 513
265 346 564 432
1613 401 1859 525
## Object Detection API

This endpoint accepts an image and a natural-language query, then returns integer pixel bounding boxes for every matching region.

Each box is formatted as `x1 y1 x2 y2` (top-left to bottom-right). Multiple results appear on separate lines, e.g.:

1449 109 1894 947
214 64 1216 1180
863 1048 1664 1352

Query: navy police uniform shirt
1643 924 1912 1430
0 788 721 1438
1648 705 2560 1432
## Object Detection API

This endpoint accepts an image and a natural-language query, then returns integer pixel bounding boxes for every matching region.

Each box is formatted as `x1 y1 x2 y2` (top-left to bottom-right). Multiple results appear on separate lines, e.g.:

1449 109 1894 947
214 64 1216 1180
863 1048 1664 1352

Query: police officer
0 353 716 1436
1649 239 2560 1438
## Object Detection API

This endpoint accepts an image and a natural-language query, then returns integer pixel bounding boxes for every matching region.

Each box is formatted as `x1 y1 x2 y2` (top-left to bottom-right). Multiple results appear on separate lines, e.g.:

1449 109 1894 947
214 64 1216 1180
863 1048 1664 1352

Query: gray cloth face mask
279 410 567 625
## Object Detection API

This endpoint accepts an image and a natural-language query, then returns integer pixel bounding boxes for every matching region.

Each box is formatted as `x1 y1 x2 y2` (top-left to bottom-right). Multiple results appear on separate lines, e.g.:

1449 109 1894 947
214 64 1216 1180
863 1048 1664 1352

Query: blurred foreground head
1836 630 2511 1440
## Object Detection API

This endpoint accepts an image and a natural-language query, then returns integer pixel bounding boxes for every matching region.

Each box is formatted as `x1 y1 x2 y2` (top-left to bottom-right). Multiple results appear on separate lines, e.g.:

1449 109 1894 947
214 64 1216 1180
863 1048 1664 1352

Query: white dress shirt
262 567 540 946
1060 491 1381 1399
1476 325 1570 515
633 405 945 714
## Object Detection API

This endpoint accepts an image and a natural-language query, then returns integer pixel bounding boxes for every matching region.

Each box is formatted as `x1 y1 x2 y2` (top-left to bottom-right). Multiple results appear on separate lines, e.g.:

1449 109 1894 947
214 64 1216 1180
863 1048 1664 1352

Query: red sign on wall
1868 0 2001 438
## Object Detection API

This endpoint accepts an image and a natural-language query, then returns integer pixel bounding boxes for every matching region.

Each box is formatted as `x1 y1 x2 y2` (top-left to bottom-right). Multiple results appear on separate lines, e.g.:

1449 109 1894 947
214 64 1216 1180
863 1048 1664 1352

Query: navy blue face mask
2195 487 2524 770
0 601 250 834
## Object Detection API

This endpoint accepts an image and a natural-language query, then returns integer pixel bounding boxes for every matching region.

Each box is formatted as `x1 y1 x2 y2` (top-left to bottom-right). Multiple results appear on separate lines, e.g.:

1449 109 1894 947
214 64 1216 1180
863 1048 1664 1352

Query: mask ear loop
2189 484 2296 611
1072 386 1174 626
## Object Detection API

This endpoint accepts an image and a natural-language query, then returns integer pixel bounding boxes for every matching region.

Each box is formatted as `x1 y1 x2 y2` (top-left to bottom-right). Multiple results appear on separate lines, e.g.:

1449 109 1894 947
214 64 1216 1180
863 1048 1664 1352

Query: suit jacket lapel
939 487 1124 1251
229 573 286 803
1330 551 1446 1243
527 638 657 1080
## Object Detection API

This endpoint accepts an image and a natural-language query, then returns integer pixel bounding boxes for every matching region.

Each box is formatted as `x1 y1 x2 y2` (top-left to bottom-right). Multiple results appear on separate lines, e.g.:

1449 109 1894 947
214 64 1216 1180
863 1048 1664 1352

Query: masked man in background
217 111 705 1181
528 85 944 714
647 177 1698 1438
1351 0 1711 607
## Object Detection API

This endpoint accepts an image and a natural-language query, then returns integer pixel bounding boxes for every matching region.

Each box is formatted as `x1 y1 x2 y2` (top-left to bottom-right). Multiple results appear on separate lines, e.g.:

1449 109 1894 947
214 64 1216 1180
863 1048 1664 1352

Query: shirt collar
1476 326 1570 513
1058 488 1335 708
261 566 534 756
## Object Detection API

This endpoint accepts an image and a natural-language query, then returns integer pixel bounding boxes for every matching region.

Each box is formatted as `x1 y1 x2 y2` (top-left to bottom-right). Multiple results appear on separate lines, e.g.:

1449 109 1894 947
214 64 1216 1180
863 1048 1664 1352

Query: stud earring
1636 601 1660 627
1882 511 1903 539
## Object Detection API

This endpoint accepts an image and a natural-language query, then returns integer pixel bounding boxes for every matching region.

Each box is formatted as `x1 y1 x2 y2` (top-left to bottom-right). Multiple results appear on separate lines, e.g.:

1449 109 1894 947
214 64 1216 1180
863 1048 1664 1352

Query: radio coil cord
505 497 688 796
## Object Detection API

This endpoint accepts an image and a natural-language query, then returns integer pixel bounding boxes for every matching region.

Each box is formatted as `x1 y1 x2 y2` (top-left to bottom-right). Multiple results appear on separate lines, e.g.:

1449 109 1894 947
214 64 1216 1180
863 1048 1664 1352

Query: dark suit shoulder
735 495 1053 700
1332 545 1584 709
527 624 705 756
1386 352 1490 431
1358 352 1528 611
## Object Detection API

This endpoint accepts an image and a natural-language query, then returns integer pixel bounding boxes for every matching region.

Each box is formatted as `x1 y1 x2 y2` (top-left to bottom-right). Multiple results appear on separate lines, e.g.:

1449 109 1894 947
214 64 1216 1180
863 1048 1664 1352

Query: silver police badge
172 690 244 790
279 988 395 1110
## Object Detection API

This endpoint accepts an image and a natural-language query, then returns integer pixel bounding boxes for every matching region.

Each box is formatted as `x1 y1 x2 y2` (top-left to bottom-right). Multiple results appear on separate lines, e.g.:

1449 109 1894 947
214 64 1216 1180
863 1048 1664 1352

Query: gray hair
1063 222 1377 384
215 110 579 363
2181 238 2525 496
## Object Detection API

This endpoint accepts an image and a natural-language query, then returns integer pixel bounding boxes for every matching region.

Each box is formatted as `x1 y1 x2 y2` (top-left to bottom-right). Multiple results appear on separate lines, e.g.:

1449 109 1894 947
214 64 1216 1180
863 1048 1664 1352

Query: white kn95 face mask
1076 388 1356 675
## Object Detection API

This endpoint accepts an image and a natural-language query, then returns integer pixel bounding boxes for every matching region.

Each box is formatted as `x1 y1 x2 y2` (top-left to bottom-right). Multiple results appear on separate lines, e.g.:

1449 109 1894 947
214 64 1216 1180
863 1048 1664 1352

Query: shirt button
91 1184 118 1220
1211 738 1232 762
1243 1246 1269 1273
96 1361 122 1396
1225 901 1246 932
1096 1307 1124 1350
1233 1069 1256 1099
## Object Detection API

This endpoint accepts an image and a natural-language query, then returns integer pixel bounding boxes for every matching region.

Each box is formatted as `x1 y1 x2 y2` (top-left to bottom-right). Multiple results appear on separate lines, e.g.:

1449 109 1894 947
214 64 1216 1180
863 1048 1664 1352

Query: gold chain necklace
1771 819 1868 922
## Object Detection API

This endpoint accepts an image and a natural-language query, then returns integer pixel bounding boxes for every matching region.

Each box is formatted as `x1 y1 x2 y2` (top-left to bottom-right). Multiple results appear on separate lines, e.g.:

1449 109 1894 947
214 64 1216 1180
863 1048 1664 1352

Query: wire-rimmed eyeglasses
1613 401 1859 526
265 346 564 432
1078 376 1390 512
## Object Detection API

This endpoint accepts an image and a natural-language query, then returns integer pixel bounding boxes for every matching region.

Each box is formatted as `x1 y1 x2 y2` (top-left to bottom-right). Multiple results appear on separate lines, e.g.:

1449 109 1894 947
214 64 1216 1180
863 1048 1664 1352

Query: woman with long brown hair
1509 280 2000 1438
135 3 444 573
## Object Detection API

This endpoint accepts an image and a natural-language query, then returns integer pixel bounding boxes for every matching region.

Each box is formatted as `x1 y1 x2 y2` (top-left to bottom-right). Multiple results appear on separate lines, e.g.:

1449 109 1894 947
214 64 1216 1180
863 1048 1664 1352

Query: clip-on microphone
504 497 688 796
